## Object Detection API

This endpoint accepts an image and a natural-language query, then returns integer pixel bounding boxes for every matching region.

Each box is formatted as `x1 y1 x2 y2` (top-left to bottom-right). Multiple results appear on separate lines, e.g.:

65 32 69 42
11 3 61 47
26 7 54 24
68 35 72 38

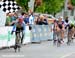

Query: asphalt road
0 40 75 58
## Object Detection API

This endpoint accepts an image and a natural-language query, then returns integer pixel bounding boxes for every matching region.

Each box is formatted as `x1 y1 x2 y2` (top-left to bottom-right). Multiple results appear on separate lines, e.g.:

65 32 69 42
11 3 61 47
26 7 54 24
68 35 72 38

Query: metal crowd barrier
31 24 54 43
0 24 54 48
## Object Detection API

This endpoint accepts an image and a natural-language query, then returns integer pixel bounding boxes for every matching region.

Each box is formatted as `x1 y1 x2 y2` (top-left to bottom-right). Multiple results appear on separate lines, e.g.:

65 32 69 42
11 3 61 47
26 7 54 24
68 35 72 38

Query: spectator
11 13 18 26
36 15 48 25
5 13 12 26
43 15 48 25
19 12 25 19
36 15 43 25
29 12 34 25
24 13 29 25
35 16 39 24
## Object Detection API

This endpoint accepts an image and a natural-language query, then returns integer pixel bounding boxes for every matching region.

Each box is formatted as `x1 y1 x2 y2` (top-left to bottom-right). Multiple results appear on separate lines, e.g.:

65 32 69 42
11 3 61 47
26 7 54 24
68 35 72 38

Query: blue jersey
12 22 25 32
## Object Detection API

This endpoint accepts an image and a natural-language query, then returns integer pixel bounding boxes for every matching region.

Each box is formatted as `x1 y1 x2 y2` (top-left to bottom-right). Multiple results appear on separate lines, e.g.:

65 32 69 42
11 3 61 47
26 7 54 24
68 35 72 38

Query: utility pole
64 0 69 19
65 0 68 10
28 0 35 12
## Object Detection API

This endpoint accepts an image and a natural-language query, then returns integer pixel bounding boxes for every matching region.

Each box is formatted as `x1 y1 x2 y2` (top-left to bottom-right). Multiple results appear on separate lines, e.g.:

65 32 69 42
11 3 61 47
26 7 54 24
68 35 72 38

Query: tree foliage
16 0 30 11
35 0 64 14
15 0 64 14
71 0 75 6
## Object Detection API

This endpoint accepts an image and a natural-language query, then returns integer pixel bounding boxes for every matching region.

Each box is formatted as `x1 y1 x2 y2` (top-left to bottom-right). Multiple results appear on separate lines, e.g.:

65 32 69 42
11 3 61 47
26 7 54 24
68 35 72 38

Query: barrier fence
0 24 53 48
0 26 31 48
31 24 53 43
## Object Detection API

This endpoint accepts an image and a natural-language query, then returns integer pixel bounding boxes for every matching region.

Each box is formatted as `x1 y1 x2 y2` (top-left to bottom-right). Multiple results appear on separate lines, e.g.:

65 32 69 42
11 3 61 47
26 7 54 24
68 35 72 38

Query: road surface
0 40 75 58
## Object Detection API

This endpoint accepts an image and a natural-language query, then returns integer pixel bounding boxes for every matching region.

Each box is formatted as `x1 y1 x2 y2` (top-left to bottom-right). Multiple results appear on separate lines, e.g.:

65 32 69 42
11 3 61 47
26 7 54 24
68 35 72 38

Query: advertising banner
0 9 6 26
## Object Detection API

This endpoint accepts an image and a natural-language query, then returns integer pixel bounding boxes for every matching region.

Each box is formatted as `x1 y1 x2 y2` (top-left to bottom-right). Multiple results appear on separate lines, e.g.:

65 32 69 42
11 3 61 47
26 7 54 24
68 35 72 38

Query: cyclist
11 18 25 52
67 23 75 45
56 17 65 44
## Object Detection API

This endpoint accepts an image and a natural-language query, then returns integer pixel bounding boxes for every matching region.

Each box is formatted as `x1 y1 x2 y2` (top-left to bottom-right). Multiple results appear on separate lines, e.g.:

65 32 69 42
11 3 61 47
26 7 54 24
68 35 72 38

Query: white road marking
61 52 75 58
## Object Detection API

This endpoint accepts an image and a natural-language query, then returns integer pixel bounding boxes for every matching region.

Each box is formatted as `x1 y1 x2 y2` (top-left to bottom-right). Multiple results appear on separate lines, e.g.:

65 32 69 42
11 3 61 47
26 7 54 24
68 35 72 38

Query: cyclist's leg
53 30 57 45
18 32 21 46
57 30 61 42
17 32 21 52
57 30 61 47
57 30 64 44
61 29 64 43
73 28 75 39
14 32 18 52
71 29 74 43
67 30 72 45
21 31 24 44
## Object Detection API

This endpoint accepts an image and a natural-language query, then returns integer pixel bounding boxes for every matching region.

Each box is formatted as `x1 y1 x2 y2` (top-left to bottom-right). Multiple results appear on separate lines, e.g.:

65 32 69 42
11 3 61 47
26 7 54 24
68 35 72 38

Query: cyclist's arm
61 21 65 30
12 24 16 32
62 24 65 30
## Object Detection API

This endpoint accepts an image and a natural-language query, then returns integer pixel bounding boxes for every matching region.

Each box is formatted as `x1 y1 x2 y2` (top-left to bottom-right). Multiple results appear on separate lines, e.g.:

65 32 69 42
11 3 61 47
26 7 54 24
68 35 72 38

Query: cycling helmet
69 23 74 28
18 18 23 23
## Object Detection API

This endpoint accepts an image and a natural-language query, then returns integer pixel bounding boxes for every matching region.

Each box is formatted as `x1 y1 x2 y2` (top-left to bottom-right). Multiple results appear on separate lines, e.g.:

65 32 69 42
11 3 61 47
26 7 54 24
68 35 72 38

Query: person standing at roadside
11 13 18 26
24 13 29 25
29 12 34 25
5 13 12 26
29 12 34 30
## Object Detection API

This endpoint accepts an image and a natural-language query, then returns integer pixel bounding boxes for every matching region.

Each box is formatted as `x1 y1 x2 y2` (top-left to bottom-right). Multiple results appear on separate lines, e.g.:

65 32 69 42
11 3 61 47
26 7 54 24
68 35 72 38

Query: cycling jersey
12 21 25 32
64 22 69 29
67 24 74 32
57 21 64 29
12 21 25 44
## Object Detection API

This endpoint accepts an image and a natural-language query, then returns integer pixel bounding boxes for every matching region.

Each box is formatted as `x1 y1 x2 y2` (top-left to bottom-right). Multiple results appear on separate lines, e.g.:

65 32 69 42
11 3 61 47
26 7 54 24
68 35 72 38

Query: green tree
34 2 46 13
35 0 64 15
71 0 75 6
16 0 30 12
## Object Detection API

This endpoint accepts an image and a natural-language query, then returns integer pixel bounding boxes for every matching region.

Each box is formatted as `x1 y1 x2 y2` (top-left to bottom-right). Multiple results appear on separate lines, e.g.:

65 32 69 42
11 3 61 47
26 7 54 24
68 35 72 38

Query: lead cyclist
11 18 25 52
